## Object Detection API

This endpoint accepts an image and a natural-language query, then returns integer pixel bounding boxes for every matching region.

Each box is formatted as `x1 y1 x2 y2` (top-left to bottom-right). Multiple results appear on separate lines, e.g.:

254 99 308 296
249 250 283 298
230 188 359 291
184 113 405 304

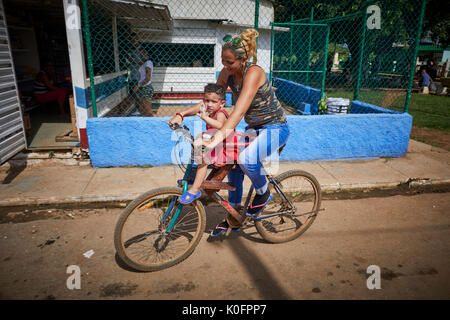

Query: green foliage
423 0 450 47
318 95 328 114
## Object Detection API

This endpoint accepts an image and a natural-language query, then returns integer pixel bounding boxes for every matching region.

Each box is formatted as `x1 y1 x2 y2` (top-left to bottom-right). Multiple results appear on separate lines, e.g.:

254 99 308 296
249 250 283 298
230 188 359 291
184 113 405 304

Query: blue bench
273 78 321 115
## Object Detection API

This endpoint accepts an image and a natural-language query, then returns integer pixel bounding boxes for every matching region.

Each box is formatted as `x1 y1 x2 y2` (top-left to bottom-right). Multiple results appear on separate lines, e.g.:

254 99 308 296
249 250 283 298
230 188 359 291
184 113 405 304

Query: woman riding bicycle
170 28 289 236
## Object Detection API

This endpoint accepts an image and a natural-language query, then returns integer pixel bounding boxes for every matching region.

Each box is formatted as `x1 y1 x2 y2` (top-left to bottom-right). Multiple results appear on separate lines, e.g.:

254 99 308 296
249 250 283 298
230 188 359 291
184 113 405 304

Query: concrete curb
2 178 449 208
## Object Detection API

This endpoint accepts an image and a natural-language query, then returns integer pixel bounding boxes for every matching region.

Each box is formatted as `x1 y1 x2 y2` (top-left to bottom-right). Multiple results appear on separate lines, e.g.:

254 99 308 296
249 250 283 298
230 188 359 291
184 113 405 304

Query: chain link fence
81 0 426 117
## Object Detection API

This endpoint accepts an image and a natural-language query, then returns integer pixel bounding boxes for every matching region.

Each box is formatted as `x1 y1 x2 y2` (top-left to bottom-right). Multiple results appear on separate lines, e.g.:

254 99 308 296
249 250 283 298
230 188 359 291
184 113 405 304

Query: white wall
151 0 273 28
117 1 275 92
143 20 272 92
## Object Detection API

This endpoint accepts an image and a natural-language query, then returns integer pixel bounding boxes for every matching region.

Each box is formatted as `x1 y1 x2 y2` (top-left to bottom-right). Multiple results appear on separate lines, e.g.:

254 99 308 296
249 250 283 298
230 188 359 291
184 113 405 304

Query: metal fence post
404 0 427 113
321 25 330 97
353 6 368 101
81 0 97 117
112 15 120 73
289 14 293 80
269 22 274 82
254 0 259 54
306 7 314 86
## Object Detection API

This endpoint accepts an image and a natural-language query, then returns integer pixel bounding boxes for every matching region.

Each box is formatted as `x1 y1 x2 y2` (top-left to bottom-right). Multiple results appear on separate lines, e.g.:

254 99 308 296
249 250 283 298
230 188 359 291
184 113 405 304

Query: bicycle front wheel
254 170 321 243
114 187 206 272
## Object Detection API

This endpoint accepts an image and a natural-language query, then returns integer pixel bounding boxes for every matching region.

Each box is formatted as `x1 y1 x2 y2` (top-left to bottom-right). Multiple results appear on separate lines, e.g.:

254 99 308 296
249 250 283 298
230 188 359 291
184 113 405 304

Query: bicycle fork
159 179 190 233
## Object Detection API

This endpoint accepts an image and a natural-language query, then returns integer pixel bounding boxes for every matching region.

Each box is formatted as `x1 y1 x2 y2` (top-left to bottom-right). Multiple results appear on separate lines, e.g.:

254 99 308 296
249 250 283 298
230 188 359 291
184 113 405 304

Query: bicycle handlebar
165 120 253 152
164 121 194 144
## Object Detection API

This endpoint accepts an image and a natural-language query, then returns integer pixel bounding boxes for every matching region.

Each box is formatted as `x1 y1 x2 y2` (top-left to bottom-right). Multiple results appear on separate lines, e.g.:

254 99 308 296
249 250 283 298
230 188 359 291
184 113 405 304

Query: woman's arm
208 67 265 147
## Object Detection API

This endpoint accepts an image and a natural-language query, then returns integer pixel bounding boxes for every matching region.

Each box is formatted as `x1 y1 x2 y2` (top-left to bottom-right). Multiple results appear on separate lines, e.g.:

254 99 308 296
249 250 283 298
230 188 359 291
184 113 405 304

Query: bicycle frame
160 123 298 233
161 125 196 233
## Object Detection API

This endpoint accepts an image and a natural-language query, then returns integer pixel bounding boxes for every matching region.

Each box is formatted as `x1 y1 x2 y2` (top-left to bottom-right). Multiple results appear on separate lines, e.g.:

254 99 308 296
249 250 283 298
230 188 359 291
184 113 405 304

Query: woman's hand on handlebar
193 136 210 152
193 131 222 153
193 137 210 163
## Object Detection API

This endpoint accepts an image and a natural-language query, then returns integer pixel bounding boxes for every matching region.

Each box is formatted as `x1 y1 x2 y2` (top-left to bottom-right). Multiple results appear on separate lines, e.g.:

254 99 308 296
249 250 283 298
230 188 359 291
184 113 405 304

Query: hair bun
239 29 259 63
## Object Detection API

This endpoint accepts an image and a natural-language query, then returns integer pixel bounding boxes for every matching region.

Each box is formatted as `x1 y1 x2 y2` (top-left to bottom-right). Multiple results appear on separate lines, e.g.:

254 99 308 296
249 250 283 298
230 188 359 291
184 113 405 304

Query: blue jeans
228 123 290 207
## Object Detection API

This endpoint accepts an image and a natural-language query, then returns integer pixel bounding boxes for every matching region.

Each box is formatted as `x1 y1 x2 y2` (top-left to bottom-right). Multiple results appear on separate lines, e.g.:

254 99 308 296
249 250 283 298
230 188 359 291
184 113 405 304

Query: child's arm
169 102 203 126
200 111 227 129
182 103 202 117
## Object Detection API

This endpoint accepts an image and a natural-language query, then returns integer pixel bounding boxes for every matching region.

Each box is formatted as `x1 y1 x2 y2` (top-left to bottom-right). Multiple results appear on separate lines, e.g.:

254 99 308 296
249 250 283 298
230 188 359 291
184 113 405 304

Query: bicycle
114 123 323 272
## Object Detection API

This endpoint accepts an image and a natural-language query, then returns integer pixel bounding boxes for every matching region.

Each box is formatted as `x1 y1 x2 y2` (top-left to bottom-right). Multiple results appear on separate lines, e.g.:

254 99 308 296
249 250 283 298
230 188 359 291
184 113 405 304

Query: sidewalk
1 140 449 207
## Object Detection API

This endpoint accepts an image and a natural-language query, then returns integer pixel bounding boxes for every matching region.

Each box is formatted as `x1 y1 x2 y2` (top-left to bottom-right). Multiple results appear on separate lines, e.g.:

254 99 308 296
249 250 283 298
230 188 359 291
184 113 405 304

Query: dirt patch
100 282 138 297
381 267 404 281
156 282 196 295
410 127 450 151
0 203 127 224
37 236 60 248
417 267 439 276
357 267 404 280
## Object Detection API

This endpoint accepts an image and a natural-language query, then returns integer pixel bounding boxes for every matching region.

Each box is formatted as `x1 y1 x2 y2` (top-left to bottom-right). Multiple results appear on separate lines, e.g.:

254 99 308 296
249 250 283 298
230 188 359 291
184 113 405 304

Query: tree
270 0 427 86
422 0 450 47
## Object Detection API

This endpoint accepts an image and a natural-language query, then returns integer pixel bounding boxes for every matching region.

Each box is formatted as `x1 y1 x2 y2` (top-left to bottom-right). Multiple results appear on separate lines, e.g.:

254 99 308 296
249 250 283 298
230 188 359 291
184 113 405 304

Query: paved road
0 192 449 300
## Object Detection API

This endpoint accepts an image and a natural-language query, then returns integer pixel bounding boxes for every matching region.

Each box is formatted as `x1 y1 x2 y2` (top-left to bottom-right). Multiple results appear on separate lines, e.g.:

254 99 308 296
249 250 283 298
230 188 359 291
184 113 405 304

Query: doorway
4 0 78 151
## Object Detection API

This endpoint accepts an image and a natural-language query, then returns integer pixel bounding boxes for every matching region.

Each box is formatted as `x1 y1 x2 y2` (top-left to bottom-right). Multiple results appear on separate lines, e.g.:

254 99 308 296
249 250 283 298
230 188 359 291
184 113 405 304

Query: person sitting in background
118 33 153 116
132 57 154 116
418 66 432 94
427 59 438 79
33 60 69 117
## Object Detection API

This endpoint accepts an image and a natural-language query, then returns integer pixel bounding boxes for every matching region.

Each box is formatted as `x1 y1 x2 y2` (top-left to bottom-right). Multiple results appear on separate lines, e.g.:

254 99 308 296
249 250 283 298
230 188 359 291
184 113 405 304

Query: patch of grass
325 90 450 132
122 164 154 168
399 94 450 132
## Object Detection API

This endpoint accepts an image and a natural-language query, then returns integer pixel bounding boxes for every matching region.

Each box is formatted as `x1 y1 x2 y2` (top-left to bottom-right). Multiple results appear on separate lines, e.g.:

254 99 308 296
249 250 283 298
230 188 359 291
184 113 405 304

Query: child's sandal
178 190 202 204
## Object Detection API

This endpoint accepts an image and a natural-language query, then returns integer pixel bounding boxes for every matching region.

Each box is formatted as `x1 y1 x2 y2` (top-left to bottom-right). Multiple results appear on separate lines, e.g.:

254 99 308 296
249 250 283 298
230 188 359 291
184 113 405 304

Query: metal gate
0 0 27 164
270 22 330 114
271 22 330 94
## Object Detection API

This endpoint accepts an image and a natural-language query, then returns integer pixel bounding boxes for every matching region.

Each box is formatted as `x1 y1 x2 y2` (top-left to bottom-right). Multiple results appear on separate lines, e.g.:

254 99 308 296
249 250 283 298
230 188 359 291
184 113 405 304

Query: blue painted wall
274 78 322 114
87 101 412 167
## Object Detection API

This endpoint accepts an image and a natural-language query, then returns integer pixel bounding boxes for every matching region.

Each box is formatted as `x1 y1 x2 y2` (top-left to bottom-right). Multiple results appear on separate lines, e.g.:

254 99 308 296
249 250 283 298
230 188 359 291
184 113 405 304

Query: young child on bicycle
169 83 239 204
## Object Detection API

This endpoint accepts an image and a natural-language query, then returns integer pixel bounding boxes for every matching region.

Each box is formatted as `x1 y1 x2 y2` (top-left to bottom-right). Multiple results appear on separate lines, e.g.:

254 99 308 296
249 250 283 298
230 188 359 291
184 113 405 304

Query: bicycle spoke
254 171 321 243
116 189 205 271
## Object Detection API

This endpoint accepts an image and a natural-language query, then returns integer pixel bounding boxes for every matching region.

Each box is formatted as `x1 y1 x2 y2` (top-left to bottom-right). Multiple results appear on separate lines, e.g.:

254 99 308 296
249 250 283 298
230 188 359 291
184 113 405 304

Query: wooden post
69 95 78 138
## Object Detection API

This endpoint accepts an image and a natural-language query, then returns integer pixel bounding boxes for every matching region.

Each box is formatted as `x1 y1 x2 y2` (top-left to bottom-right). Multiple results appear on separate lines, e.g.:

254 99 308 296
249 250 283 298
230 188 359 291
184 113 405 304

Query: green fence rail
81 0 426 117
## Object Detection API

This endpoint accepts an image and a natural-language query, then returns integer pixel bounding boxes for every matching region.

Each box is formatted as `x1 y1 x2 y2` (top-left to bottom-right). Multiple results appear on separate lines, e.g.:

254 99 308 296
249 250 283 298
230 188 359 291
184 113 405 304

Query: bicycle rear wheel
114 187 206 272
254 170 321 243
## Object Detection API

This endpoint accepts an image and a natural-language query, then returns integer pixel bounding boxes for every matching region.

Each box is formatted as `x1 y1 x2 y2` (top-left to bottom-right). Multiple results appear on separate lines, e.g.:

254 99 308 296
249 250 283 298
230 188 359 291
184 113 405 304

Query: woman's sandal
210 220 240 237
246 192 274 217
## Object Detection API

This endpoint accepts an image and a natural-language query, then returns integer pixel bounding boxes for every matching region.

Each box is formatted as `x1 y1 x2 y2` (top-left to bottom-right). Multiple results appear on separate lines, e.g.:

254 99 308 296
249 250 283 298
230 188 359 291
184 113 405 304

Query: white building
0 0 278 162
